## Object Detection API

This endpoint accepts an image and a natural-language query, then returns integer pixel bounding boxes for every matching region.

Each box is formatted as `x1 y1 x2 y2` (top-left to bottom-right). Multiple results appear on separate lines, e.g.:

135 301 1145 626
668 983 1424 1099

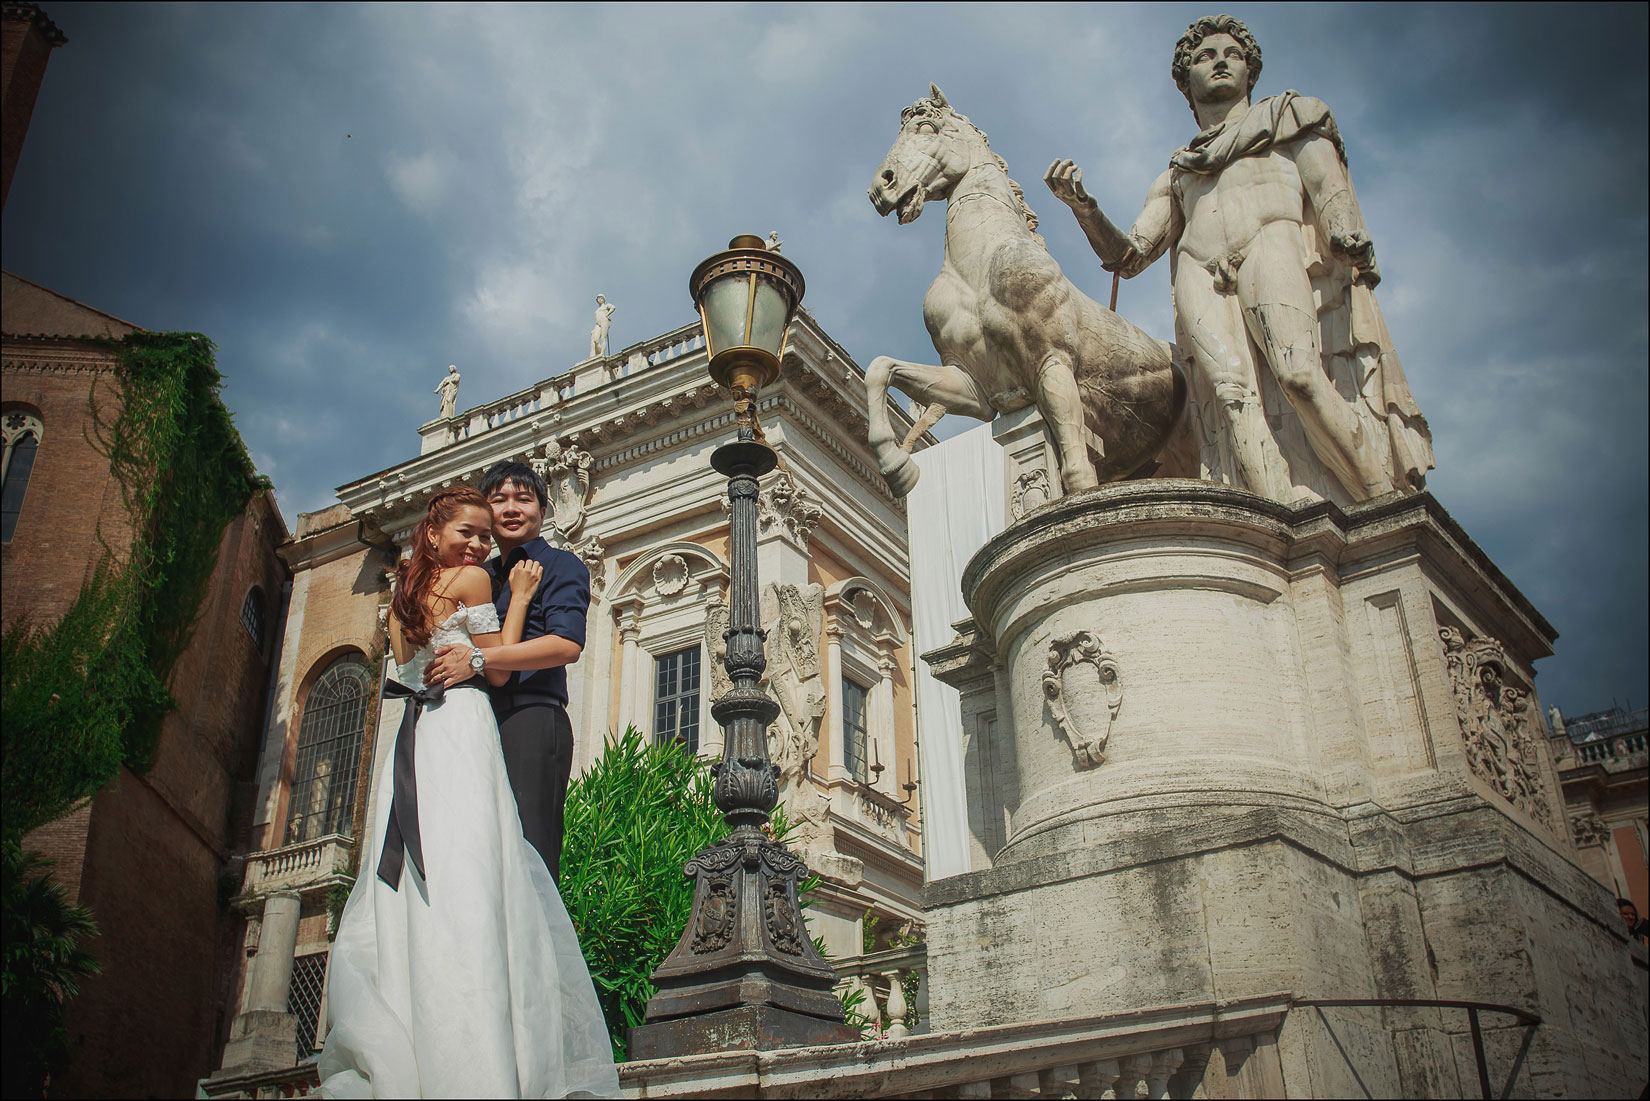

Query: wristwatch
468 646 486 673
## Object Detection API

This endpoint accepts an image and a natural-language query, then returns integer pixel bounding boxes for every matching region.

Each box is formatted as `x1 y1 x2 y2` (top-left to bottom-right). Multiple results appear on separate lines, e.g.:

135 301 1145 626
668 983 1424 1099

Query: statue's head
1172 15 1262 115
447 363 458 375
869 83 1040 238
596 293 606 304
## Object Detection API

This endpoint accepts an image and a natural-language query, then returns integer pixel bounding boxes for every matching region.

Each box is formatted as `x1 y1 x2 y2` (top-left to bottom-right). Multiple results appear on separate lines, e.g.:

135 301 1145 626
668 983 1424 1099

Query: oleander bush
560 727 841 1060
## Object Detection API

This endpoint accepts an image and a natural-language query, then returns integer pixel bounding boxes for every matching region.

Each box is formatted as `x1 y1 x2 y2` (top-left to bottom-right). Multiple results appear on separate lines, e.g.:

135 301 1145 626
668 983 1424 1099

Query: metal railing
1296 998 1539 1101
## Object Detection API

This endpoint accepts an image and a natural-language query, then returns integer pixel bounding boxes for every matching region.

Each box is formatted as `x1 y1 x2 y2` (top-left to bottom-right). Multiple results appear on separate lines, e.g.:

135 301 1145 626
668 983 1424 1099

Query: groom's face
488 479 544 547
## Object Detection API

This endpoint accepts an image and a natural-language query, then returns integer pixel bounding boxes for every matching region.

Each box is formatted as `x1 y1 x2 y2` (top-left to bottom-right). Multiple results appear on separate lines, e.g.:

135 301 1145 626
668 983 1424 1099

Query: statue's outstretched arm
1045 163 1178 279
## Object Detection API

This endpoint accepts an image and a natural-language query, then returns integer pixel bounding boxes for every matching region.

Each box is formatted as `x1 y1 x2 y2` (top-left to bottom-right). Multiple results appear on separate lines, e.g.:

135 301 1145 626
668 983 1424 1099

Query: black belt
376 680 481 890
491 689 566 712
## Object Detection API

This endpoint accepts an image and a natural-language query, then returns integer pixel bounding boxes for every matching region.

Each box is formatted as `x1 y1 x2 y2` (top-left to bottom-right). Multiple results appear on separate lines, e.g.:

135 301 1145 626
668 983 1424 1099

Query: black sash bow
376 679 478 890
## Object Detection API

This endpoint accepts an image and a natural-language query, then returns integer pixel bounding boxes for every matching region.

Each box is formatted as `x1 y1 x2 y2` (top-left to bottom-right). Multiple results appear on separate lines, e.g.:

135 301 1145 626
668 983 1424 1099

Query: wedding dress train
318 603 617 1098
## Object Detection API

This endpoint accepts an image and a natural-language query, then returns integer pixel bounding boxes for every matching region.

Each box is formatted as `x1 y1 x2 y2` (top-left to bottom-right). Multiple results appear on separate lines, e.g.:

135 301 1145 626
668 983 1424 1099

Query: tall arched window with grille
285 655 372 846
2 410 44 544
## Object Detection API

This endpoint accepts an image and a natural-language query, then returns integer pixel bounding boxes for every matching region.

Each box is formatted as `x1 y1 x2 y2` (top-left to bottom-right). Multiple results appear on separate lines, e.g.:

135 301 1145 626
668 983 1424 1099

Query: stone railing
620 992 1290 1099
835 943 928 1038
417 323 708 454
199 1061 320 1099
1574 728 1649 770
239 834 354 902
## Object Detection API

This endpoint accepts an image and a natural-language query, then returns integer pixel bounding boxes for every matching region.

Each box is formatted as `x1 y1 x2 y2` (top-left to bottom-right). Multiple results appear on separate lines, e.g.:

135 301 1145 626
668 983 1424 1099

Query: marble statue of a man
589 294 616 359
1046 15 1431 506
434 364 461 420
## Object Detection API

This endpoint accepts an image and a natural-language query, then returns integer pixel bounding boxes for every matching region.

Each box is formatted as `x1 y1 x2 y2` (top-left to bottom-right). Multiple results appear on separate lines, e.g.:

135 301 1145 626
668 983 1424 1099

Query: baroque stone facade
207 308 936 1085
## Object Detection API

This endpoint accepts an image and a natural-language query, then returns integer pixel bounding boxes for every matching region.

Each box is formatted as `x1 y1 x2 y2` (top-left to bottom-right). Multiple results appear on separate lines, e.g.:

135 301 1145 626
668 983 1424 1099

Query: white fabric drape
909 425 1005 882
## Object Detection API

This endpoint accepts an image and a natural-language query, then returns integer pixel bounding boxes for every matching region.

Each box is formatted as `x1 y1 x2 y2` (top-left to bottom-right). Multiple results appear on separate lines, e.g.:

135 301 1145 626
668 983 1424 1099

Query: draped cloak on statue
1167 91 1433 500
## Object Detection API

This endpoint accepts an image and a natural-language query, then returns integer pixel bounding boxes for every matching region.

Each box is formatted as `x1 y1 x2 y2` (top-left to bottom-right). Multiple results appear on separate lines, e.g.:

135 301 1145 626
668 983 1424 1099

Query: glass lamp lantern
689 234 806 402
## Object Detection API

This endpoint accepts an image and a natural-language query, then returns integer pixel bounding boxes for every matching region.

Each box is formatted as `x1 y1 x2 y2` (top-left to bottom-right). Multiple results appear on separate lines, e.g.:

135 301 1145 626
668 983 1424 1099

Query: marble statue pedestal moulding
920 481 1648 1098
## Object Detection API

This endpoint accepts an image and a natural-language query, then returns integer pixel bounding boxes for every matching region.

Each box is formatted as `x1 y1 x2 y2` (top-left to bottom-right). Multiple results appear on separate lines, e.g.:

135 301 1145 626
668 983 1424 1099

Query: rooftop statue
433 363 460 420
1047 15 1432 504
589 293 616 359
865 84 1184 497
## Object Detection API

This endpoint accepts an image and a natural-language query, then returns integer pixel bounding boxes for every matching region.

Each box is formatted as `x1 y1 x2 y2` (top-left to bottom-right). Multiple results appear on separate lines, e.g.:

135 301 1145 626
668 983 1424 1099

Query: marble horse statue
865 85 1184 497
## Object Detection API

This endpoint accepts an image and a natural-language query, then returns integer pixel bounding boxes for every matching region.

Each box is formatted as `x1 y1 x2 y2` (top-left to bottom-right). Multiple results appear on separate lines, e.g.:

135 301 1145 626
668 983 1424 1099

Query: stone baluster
1145 1048 1183 1099
883 969 909 1039
1039 1066 1080 1097
1077 1059 1120 1100
863 974 884 1033
1117 1053 1152 1099
1169 1043 1211 1098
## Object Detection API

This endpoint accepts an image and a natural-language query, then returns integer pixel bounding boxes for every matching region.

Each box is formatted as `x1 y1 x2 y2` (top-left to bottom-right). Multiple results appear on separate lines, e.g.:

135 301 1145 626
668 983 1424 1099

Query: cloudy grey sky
3 3 1645 716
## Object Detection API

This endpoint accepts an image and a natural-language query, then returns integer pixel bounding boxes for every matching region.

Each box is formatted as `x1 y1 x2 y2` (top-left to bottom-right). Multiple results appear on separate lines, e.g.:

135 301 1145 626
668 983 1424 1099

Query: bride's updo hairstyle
391 486 491 648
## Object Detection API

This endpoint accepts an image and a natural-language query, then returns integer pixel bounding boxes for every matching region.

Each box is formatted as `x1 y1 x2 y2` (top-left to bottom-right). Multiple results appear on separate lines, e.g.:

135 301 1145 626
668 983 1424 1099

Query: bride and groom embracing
318 461 620 1098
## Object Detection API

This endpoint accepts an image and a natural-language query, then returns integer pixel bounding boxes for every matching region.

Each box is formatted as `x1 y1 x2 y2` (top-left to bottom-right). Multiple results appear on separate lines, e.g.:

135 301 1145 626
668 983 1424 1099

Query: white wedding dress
319 603 618 1098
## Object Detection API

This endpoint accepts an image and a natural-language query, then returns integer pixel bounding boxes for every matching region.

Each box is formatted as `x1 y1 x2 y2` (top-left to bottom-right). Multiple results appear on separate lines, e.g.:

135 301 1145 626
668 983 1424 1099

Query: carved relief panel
1042 630 1123 769
1439 626 1557 831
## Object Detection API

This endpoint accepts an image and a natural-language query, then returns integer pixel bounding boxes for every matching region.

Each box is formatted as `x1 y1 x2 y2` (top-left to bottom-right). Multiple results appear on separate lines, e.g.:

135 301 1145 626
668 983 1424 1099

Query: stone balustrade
238 834 354 902
619 992 1291 1098
417 323 708 454
1574 726 1649 769
835 943 928 1039
199 1061 319 1099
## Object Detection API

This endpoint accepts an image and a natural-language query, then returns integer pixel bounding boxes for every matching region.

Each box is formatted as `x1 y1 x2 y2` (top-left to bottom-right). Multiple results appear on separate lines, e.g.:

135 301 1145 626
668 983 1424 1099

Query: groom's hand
428 644 476 688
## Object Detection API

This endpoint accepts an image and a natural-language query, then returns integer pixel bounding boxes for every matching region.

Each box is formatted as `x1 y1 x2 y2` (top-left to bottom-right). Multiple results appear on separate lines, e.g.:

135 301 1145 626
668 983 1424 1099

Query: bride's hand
509 560 543 600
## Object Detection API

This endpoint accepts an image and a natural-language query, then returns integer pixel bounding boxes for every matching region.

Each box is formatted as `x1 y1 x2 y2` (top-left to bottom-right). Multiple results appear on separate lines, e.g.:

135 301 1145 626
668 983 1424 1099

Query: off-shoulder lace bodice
394 602 501 690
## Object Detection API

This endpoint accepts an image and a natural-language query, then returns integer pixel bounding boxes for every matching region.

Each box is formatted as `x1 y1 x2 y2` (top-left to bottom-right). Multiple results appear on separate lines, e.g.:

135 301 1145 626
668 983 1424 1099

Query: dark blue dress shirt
486 536 590 706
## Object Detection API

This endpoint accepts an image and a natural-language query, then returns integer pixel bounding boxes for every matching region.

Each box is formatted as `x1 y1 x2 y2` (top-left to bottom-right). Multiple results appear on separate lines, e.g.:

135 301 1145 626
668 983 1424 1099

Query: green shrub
560 728 726 1060
561 728 854 1059
1 840 101 1099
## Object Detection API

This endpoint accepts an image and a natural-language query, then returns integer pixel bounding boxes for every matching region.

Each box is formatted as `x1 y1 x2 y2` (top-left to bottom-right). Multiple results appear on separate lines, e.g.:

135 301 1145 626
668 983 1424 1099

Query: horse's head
869 84 983 225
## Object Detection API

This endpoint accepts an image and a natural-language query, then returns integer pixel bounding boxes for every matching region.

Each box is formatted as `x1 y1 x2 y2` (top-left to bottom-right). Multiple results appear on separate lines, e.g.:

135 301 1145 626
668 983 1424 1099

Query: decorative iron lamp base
628 833 856 1059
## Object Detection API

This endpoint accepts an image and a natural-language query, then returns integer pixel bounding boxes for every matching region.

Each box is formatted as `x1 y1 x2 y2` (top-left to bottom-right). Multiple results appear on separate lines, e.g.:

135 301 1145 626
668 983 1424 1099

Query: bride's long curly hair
391 487 492 648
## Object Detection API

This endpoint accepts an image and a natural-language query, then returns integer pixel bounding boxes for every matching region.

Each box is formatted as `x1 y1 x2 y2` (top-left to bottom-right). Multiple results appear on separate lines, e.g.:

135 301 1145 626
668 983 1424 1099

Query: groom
428 460 589 881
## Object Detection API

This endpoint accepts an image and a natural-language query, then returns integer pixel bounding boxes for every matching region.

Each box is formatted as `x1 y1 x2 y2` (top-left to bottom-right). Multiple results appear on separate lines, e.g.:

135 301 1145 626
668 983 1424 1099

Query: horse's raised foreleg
865 356 993 497
1036 354 1100 492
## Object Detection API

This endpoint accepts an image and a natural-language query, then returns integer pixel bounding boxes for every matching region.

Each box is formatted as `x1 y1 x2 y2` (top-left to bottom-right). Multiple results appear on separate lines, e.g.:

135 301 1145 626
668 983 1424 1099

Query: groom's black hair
479 461 548 512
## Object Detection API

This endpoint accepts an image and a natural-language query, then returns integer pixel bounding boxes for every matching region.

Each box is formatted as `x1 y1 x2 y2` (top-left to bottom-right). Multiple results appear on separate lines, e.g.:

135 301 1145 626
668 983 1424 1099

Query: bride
319 488 618 1098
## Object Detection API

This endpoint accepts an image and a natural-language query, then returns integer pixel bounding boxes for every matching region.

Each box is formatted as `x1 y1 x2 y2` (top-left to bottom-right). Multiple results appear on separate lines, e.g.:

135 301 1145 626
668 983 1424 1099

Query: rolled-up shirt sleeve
532 549 589 649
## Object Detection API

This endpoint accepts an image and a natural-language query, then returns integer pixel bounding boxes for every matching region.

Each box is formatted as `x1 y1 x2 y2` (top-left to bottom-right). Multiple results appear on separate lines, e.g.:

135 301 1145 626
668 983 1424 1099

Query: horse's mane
903 98 1044 246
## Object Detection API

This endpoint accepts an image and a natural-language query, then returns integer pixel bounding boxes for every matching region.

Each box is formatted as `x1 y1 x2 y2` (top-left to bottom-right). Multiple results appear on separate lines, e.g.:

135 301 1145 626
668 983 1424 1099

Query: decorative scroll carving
1042 630 1123 769
724 470 824 548
704 595 732 702
572 534 606 595
652 553 689 596
685 844 740 954
760 847 810 956
1011 467 1052 519
531 440 595 540
1439 627 1555 829
762 583 826 785
1570 813 1609 848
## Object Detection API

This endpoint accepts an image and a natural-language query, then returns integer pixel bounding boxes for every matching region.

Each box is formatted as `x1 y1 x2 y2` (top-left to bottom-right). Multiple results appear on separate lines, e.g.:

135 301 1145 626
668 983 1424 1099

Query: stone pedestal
213 892 302 1078
922 481 1648 1098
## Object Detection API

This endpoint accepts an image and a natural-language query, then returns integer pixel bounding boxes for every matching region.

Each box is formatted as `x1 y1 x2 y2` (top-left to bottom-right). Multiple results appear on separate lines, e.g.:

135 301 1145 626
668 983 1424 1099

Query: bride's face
430 505 494 567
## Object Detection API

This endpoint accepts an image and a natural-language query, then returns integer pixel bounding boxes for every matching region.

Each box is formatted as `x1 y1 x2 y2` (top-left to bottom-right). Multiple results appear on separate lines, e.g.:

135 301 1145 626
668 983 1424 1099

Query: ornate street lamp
629 237 856 1058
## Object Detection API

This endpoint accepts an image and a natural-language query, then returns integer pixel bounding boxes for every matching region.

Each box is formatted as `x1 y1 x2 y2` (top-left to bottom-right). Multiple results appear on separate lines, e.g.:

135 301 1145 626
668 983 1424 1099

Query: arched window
285 655 372 845
240 587 267 655
1 411 44 544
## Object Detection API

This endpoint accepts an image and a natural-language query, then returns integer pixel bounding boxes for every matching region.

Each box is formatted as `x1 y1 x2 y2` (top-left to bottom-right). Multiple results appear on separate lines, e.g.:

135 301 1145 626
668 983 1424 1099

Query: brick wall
6 321 292 1096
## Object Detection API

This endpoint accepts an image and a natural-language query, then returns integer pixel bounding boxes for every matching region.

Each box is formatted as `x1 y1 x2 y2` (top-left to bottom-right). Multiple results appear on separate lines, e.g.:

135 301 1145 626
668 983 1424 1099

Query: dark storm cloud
3 3 1644 714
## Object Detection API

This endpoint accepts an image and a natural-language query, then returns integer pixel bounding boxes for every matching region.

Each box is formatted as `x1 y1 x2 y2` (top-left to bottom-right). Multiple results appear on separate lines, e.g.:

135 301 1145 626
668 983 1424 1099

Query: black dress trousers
495 701 575 882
